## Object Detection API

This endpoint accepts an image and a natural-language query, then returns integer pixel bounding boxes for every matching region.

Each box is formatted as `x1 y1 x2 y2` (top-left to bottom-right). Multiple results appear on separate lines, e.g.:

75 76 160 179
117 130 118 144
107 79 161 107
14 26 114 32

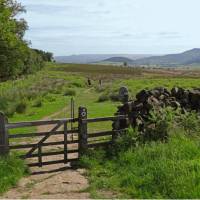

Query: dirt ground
1 109 90 199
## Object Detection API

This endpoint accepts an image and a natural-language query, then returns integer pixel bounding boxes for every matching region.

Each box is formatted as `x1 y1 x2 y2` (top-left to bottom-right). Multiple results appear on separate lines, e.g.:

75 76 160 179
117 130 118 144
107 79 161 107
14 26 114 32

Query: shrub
44 94 56 102
110 129 137 156
179 111 200 135
69 80 85 88
0 97 8 111
15 101 27 114
98 94 109 102
63 88 76 96
138 107 179 142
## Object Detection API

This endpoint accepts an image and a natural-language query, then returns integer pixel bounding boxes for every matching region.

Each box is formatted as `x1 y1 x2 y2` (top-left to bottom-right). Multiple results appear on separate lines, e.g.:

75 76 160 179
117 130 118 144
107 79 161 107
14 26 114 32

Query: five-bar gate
0 107 127 167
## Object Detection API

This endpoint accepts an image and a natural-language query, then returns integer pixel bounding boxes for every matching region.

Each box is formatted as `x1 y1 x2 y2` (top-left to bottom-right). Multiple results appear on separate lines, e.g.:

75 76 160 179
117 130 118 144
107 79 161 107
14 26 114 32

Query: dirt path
2 108 90 199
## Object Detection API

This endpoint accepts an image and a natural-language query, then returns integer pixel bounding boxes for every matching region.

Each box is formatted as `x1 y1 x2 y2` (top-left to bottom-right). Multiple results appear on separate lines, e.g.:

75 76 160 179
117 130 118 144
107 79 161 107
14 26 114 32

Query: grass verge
80 132 200 198
0 153 28 195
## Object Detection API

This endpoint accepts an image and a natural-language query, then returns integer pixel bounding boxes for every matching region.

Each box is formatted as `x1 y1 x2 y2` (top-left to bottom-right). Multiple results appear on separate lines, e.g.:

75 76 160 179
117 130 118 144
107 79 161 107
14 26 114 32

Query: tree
0 0 52 80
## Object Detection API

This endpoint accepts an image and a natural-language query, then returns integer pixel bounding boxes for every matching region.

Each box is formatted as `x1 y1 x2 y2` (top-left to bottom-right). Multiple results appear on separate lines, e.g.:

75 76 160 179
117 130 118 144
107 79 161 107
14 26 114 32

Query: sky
19 0 200 56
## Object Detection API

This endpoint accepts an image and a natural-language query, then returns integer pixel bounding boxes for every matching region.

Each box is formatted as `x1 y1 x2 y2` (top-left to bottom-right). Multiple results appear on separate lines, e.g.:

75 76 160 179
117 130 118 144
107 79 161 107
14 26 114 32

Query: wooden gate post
78 107 88 157
0 112 9 156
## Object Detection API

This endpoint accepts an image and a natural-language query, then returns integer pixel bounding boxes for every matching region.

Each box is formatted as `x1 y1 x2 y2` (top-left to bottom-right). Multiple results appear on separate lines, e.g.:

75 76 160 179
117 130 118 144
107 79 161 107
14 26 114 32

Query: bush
44 94 56 102
109 93 119 102
139 107 176 142
63 88 76 96
179 111 200 135
69 80 85 88
0 97 8 111
5 105 16 117
110 129 137 156
0 153 27 194
32 98 42 107
15 101 27 114
98 94 109 102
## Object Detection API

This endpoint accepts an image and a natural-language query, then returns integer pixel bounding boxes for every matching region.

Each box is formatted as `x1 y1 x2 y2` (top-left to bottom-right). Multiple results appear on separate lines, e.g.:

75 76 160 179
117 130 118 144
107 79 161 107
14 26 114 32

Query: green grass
79 108 200 199
1 63 200 196
0 154 27 194
80 131 200 199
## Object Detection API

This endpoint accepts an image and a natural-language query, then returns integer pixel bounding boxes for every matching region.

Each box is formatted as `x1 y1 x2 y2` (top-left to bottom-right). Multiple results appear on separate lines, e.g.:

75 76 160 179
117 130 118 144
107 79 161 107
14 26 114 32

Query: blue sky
19 0 200 56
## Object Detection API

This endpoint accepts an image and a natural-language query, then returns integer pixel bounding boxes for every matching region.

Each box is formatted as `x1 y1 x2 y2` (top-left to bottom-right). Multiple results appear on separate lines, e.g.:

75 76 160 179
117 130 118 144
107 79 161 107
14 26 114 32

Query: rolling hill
55 54 152 64
132 48 200 66
102 56 134 63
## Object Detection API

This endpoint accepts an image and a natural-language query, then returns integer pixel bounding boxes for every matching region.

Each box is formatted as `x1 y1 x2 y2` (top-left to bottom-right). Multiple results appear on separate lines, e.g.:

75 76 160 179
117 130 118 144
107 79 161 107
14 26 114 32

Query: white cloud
19 0 200 55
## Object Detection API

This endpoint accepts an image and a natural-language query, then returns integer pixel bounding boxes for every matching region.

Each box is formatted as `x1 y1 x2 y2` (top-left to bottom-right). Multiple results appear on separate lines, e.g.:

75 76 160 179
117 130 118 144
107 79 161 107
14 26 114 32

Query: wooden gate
0 107 127 167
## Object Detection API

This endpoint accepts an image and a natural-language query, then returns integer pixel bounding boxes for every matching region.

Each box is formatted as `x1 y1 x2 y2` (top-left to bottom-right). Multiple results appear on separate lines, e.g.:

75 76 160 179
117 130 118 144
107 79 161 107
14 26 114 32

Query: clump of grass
32 98 42 108
63 88 76 96
5 104 16 117
0 153 28 194
44 93 56 102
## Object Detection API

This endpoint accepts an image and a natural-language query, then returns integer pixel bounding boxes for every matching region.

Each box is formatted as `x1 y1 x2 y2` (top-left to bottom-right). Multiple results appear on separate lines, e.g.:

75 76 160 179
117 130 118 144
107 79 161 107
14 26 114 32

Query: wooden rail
83 115 127 123
9 129 78 139
6 118 78 129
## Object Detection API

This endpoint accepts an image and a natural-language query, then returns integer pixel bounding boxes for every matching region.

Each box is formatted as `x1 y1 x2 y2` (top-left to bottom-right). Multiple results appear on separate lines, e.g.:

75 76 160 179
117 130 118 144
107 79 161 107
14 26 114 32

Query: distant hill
102 56 133 63
132 48 200 66
55 54 153 64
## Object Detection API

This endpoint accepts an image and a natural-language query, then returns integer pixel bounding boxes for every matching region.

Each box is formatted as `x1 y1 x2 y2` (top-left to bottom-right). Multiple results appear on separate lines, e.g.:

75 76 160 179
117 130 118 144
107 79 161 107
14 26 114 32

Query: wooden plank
88 131 114 138
64 123 68 163
83 115 127 123
28 158 78 167
38 145 42 167
24 150 65 158
10 141 65 150
9 131 63 139
9 129 78 139
67 140 79 144
6 118 78 129
88 141 112 148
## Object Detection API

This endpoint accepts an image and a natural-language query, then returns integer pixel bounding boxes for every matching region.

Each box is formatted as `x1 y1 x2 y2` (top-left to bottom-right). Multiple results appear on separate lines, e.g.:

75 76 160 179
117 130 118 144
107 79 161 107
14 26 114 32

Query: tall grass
0 154 27 194
81 133 200 198
80 109 200 199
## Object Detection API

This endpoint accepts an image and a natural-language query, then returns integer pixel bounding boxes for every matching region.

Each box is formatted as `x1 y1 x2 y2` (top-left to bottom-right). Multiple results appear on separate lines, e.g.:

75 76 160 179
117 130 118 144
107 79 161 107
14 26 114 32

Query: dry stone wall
115 87 200 131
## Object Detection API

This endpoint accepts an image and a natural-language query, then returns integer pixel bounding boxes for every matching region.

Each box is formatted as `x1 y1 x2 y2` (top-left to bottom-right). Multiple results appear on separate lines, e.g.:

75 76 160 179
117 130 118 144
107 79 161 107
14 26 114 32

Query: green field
1 63 200 197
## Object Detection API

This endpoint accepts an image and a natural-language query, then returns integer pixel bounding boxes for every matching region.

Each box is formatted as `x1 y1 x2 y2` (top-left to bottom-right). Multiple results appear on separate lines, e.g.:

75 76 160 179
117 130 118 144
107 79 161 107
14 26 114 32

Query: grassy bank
0 154 27 194
80 109 200 199
80 134 200 198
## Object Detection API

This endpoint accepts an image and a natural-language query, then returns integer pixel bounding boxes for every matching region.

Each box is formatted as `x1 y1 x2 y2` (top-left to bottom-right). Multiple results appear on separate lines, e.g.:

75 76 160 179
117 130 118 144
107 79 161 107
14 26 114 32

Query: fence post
0 112 9 156
78 107 88 157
